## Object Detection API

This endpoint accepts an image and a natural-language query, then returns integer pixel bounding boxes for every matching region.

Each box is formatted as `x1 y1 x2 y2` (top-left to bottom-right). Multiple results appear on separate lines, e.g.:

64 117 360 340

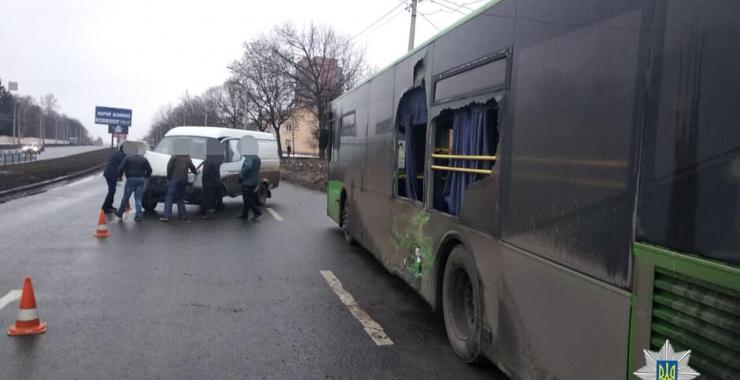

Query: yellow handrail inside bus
398 174 425 179
431 165 492 175
432 154 497 161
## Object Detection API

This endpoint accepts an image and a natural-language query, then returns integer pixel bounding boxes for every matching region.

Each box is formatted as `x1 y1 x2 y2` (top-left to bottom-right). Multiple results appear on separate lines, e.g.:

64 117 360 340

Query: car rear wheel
443 245 483 363
256 183 268 206
143 200 157 213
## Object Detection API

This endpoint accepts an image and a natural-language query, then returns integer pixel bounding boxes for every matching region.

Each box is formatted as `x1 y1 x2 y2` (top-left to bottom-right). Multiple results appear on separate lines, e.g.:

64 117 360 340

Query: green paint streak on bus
391 210 434 282
633 243 740 291
326 180 344 223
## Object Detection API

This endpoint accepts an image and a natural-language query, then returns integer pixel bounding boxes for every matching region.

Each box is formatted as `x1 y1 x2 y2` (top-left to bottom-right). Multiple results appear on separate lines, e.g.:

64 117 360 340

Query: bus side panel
502 0 650 289
491 0 651 377
495 243 632 379
360 69 397 257
637 0 740 265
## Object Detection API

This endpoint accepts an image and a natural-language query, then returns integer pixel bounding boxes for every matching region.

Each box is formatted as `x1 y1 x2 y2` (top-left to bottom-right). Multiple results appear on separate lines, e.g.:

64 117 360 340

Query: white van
142 126 279 212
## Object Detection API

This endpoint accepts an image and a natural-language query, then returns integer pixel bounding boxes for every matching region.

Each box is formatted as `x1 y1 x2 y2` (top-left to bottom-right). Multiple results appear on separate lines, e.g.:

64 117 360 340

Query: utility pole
407 0 419 52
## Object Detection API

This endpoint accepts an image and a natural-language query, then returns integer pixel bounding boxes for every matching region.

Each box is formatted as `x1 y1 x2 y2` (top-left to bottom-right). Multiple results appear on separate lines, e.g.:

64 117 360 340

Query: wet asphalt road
0 174 505 379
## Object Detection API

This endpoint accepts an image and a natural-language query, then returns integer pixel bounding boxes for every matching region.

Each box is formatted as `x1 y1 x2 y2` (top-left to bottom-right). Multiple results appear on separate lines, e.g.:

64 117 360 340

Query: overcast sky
0 0 484 139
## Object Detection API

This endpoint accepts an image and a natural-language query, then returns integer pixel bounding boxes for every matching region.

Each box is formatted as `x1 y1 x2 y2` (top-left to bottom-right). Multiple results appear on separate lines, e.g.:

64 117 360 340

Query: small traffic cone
7 277 47 336
94 209 111 238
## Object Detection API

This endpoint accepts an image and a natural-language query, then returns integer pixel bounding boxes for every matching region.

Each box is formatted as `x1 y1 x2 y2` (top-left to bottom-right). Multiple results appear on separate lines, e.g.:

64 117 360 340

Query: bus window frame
431 47 512 106
391 90 428 208
340 111 356 137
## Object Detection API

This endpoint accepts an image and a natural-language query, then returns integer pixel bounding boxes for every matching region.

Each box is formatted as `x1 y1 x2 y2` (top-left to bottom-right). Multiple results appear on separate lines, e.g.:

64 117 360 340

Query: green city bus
325 0 739 378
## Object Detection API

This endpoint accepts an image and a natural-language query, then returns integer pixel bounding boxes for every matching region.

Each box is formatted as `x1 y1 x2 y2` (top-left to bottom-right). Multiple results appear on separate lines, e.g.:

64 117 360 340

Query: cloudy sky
0 0 485 139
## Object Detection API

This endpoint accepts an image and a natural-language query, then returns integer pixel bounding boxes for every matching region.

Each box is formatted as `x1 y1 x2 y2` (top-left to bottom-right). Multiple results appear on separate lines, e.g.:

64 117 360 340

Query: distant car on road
21 143 42 154
142 126 280 213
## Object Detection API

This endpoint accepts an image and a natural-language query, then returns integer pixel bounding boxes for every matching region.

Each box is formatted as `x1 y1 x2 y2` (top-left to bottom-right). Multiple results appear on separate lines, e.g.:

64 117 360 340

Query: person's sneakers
159 217 170 223
251 213 261 222
236 214 247 220
201 211 214 220
103 208 116 214
114 210 124 218
134 215 142 222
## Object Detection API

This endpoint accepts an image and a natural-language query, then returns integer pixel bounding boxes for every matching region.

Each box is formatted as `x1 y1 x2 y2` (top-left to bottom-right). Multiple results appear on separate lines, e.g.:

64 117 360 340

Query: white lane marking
0 289 21 311
320 270 394 346
266 207 283 221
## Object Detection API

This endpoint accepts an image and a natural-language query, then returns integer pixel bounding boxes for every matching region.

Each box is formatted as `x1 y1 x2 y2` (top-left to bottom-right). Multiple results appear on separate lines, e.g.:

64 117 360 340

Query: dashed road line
320 270 394 346
266 207 283 221
0 289 21 311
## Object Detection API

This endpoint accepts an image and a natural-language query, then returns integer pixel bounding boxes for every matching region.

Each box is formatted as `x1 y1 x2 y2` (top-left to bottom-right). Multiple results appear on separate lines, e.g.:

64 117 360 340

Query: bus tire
341 197 356 245
442 245 483 364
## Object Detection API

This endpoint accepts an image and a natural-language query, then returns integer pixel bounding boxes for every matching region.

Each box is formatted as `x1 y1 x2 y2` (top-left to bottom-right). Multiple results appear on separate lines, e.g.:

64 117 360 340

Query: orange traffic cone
7 277 47 336
94 209 111 238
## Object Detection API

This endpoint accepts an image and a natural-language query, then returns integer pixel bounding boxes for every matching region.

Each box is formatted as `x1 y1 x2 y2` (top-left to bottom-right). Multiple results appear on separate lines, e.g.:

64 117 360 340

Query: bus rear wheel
341 197 356 245
443 245 483 363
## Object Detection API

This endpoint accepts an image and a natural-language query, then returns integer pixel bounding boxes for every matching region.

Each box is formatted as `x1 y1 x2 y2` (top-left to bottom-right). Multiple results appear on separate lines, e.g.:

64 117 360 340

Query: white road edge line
266 207 283 221
0 289 22 311
320 270 394 346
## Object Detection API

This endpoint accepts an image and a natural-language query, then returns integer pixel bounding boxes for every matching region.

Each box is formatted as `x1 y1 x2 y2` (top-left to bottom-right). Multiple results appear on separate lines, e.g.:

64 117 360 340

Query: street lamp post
8 81 18 146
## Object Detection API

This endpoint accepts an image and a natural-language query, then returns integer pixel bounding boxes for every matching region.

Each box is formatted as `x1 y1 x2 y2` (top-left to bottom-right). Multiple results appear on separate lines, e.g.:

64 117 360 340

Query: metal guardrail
0 151 39 166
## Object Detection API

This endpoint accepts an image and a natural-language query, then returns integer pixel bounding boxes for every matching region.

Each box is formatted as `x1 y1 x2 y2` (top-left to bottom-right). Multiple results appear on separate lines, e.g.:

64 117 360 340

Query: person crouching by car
115 141 152 222
160 139 197 223
101 144 126 213
237 135 262 222
201 139 224 220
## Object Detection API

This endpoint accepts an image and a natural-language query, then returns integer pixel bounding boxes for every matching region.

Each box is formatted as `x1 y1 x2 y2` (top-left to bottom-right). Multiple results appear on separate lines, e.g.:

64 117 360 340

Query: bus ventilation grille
650 268 740 379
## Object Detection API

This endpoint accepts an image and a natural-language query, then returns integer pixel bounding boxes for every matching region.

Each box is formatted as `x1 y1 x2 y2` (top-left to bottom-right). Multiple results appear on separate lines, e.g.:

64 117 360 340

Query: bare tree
229 35 295 158
217 79 248 129
39 93 57 145
272 22 369 158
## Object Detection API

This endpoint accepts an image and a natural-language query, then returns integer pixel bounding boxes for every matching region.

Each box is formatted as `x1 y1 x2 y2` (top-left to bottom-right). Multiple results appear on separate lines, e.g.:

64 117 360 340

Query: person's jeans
241 185 261 218
102 177 117 210
117 177 145 217
164 178 187 219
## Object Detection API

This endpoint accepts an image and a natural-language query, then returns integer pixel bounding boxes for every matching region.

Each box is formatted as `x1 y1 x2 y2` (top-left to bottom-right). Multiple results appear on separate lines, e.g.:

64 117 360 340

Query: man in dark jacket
201 140 224 220
238 153 262 221
115 149 152 222
160 154 197 222
101 145 125 212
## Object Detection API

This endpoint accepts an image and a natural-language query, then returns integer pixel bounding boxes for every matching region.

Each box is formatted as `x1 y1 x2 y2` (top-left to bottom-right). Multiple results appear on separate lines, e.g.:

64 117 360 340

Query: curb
0 164 106 200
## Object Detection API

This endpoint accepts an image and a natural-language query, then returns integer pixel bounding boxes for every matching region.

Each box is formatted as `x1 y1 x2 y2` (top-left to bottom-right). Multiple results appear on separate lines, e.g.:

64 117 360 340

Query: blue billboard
95 106 132 126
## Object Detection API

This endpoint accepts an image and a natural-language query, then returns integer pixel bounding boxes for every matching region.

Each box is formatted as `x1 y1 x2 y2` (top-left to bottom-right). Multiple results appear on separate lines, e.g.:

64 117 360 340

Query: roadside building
273 107 319 157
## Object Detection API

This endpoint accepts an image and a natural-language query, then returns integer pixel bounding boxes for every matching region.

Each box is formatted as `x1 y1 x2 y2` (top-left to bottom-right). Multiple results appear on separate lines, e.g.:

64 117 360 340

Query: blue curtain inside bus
444 104 495 215
397 87 428 201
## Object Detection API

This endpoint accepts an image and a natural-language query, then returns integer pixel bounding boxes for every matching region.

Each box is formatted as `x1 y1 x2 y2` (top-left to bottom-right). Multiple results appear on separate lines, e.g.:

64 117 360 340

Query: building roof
165 126 275 140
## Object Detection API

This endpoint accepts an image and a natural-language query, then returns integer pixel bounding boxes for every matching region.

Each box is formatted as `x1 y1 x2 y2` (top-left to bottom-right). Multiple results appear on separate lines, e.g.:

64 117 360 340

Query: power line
438 0 475 12
351 2 408 41
419 13 440 31
428 0 467 15
353 6 408 42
